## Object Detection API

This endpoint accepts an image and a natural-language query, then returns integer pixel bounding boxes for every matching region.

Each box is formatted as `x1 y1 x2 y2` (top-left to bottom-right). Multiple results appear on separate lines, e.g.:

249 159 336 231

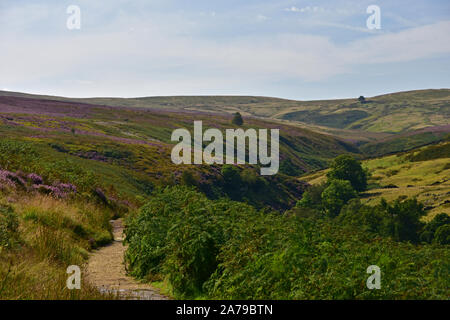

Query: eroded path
86 219 168 300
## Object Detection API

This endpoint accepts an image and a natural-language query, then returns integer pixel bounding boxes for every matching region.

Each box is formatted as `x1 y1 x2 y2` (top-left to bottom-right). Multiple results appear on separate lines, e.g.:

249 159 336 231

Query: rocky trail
86 219 168 300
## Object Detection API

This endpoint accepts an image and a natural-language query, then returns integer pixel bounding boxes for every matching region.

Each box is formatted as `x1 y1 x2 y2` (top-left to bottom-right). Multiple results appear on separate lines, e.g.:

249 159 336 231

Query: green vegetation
124 186 449 299
406 140 450 162
321 179 357 216
420 213 450 244
0 191 116 299
0 90 448 300
360 131 448 156
326 154 368 192
304 142 450 219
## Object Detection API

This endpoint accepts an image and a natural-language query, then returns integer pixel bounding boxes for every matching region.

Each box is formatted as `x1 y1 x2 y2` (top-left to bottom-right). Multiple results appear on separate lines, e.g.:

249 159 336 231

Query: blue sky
0 0 449 100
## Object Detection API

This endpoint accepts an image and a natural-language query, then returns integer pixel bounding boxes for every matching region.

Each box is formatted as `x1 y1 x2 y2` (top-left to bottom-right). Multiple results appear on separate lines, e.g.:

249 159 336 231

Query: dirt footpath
86 219 168 300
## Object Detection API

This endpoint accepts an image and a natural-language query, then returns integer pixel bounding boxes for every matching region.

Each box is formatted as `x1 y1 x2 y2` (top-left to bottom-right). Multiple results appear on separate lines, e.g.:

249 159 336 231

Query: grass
0 89 448 299
0 191 116 299
302 142 450 220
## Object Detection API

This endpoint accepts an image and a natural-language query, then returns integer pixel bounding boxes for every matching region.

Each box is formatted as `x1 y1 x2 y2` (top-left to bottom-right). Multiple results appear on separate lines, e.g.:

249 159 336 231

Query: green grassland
303 141 450 220
0 184 117 299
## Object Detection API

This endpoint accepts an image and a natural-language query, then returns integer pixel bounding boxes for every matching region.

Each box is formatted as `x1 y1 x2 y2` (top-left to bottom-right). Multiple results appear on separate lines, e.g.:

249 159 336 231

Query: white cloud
0 0 449 97
256 14 269 21
3 21 450 81
284 6 324 13
284 6 301 12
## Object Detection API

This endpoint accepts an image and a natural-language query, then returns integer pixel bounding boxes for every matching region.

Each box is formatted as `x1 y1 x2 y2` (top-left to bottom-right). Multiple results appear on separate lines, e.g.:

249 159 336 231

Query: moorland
0 89 448 299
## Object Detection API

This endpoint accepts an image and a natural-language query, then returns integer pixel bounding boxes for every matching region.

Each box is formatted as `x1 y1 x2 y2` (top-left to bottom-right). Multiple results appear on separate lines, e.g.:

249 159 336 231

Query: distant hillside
303 141 450 219
278 89 450 133
359 125 450 156
1 89 448 135
0 94 359 210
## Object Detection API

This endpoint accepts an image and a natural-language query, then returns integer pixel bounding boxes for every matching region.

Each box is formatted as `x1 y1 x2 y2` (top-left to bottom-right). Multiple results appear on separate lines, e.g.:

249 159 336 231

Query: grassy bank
0 185 116 299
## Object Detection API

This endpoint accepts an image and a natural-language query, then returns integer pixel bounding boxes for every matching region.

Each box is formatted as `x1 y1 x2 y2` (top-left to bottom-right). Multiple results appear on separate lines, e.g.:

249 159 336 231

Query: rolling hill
1 89 448 135
0 94 360 210
1 90 449 300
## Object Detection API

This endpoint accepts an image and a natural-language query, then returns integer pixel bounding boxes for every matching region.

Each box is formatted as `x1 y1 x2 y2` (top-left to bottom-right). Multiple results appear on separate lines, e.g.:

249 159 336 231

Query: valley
0 89 449 300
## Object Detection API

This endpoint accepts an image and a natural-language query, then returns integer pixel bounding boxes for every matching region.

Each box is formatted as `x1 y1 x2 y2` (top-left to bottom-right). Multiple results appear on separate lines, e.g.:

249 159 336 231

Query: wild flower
0 170 18 190
57 183 77 193
33 182 77 199
27 173 43 185
4 171 26 187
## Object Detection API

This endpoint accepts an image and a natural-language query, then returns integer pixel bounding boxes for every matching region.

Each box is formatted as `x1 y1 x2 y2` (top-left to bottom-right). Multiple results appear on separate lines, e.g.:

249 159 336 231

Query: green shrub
321 179 357 216
387 198 425 243
181 171 198 187
125 187 449 299
296 183 326 210
221 165 242 200
434 225 450 245
125 186 258 297
420 213 450 243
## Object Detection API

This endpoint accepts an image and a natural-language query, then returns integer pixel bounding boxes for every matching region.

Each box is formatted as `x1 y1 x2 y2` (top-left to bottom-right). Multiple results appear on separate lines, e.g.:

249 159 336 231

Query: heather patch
0 168 77 199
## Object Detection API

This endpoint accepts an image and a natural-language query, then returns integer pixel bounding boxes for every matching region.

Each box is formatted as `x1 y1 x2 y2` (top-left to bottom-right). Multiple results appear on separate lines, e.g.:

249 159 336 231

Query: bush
125 187 449 299
296 183 326 210
420 213 450 243
387 198 425 243
340 197 427 243
434 225 450 245
125 186 257 296
221 165 242 200
181 171 198 187
321 179 357 216
327 154 368 192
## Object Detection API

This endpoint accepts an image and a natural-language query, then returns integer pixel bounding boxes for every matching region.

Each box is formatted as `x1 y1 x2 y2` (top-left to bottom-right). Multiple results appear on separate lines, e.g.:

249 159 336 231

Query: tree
327 154 368 192
420 213 450 243
386 198 426 243
358 96 366 104
231 112 243 126
296 183 327 210
321 179 357 216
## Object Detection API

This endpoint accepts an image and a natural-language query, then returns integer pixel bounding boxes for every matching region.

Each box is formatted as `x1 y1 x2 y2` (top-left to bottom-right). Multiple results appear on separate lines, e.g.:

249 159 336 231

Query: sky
0 0 449 100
